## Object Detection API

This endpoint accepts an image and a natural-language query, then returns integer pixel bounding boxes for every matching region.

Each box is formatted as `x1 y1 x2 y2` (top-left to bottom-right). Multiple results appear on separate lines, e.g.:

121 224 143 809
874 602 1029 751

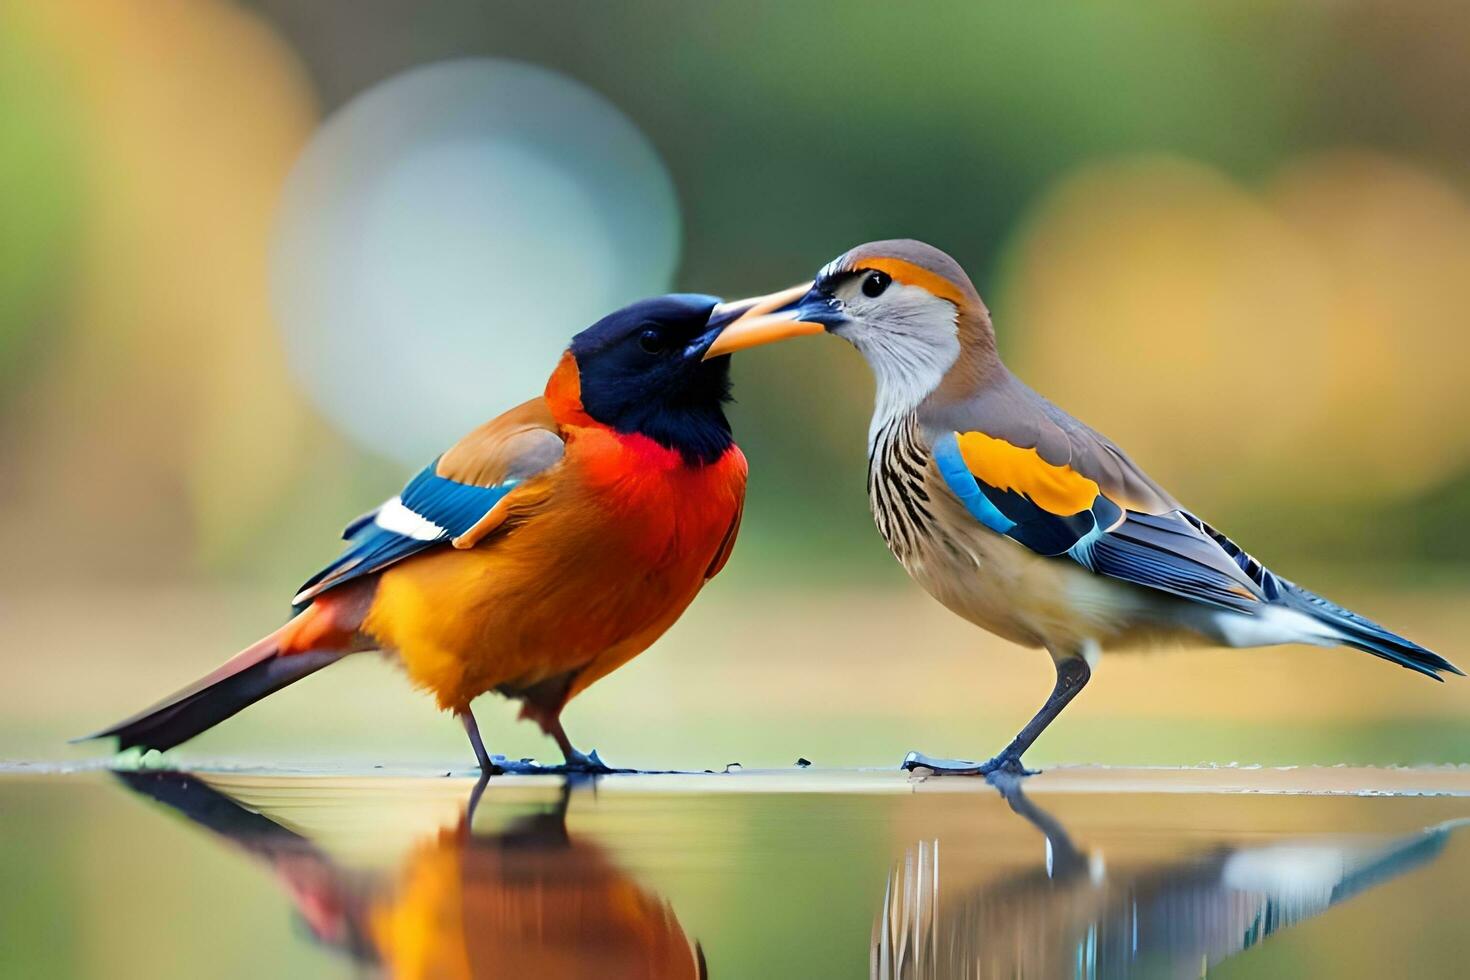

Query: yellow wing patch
954 431 1101 517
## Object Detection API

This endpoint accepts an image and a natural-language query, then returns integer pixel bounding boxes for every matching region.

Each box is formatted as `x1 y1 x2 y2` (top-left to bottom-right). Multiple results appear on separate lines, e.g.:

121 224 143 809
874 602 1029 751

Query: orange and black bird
712 240 1460 775
84 291 793 772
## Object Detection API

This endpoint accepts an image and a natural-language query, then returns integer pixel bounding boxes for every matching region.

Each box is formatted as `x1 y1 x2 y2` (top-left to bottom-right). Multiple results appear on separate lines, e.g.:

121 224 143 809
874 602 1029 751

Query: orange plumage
366 353 745 723
87 293 756 770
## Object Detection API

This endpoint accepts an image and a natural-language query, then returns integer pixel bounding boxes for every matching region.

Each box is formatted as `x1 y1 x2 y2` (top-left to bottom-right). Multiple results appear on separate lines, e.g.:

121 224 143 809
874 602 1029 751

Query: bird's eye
861 270 892 298
638 327 666 355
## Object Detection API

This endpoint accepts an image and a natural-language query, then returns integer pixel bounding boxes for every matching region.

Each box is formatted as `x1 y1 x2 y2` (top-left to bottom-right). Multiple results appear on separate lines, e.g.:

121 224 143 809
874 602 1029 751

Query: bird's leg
903 650 1093 777
541 714 618 774
457 708 503 774
515 676 618 773
987 653 1092 772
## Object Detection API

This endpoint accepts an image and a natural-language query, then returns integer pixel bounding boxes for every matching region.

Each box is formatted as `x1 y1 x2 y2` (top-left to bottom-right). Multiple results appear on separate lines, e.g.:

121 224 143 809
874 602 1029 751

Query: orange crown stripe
858 257 969 309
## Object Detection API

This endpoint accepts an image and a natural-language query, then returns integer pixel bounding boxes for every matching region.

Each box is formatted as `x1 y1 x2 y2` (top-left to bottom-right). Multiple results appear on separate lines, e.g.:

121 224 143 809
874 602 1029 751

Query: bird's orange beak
702 283 826 359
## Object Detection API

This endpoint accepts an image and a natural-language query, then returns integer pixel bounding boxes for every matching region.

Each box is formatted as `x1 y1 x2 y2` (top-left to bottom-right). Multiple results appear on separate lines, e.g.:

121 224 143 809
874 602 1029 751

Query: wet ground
5 766 1469 978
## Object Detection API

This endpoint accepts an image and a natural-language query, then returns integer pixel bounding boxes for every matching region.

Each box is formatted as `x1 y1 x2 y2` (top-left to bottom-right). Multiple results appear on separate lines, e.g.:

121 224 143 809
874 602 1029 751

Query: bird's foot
557 747 629 775
475 751 633 776
483 755 544 776
986 755 1037 777
901 750 1037 777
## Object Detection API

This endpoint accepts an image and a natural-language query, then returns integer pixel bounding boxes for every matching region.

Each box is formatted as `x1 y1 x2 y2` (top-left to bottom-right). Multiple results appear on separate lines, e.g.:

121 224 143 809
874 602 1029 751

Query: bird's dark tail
1282 581 1462 681
77 611 348 753
1186 515 1460 681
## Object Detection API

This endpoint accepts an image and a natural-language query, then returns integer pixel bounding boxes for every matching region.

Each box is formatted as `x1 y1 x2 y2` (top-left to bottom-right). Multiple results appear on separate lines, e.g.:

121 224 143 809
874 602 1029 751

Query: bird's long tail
1282 581 1463 681
78 594 365 753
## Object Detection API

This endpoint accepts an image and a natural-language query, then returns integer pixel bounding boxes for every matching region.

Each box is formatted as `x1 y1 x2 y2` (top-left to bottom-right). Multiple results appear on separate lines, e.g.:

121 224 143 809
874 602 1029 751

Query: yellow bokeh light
1000 153 1470 511
13 0 323 570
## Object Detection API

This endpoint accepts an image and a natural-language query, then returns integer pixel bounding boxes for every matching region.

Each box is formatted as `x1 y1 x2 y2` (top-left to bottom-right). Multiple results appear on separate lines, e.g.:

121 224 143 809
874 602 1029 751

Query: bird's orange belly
360 494 733 712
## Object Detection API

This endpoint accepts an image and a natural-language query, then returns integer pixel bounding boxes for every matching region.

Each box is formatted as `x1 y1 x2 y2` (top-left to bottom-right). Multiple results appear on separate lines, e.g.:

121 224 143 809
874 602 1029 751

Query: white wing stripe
373 496 445 541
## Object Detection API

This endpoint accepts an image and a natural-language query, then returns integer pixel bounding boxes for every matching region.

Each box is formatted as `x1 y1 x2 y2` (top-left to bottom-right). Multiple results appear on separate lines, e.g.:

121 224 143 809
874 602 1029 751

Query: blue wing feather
398 462 515 537
1078 518 1260 612
340 507 380 541
932 433 1016 535
291 458 518 611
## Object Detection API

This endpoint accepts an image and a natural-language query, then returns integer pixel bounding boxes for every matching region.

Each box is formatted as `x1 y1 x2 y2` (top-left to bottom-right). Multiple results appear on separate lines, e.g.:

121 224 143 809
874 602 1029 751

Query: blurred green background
2 0 1469 771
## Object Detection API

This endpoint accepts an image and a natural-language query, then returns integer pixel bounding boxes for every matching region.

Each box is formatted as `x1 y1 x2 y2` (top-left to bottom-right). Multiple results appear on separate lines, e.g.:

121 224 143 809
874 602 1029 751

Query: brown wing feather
437 397 565 488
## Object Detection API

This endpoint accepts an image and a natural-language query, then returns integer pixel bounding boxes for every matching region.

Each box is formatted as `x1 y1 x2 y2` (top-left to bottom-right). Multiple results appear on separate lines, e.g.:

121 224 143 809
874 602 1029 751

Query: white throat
864 344 955 448
839 287 960 450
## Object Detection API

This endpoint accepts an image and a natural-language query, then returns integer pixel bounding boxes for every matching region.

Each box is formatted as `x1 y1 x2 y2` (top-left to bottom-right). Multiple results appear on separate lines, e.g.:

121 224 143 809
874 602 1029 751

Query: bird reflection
874 775 1465 979
118 772 705 979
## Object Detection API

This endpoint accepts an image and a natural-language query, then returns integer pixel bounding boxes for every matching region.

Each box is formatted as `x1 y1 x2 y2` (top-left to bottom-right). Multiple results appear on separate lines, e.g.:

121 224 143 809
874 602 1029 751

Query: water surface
4 768 1468 978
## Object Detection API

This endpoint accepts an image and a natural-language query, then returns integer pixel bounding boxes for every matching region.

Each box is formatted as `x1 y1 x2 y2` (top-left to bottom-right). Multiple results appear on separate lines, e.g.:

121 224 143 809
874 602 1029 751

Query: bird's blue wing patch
932 432 1016 535
292 458 517 610
396 463 515 538
340 507 380 541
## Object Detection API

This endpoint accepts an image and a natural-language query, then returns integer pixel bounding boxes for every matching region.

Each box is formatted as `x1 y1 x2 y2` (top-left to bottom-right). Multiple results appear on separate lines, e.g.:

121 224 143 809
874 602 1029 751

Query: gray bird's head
705 239 999 422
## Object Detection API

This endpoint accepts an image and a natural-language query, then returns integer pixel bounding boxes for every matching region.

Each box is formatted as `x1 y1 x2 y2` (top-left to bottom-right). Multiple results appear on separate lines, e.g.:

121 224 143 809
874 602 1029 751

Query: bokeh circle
271 58 681 464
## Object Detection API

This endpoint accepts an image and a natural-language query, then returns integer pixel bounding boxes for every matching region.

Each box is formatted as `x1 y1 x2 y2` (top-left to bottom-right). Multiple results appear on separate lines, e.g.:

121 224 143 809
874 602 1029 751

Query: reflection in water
118 773 705 979
874 776 1466 979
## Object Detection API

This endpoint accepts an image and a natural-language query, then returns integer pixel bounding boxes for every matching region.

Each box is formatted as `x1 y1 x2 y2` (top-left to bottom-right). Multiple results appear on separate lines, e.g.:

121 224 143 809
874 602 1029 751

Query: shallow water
4 767 1469 978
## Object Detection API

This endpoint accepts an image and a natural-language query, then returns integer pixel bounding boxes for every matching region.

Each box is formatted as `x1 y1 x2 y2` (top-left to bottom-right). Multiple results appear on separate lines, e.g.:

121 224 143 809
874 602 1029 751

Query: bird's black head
569 293 736 466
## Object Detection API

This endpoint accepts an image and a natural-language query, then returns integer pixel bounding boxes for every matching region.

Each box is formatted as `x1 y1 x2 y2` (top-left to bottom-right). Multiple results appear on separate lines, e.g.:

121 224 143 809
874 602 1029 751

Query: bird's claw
901 750 1037 777
902 750 987 775
477 750 630 776
484 755 542 775
560 747 628 775
986 755 1038 778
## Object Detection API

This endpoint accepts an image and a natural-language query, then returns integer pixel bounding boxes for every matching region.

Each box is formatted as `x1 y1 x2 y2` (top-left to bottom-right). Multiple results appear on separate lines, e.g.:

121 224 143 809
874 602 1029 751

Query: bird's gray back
920 368 1179 515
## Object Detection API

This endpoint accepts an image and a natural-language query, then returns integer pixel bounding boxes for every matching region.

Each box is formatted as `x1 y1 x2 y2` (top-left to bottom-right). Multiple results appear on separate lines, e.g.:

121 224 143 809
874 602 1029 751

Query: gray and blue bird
708 239 1460 775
